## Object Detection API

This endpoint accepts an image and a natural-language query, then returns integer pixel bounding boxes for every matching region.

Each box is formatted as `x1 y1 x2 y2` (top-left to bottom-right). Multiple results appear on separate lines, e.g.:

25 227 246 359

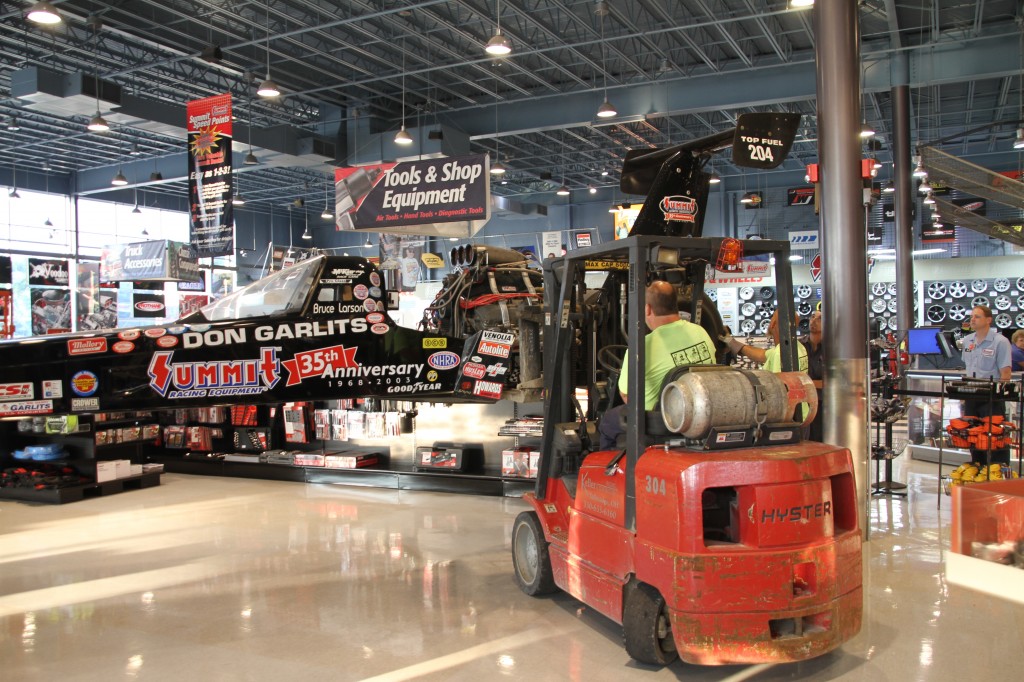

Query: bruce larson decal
0 400 53 417
181 319 369 349
148 348 281 399
0 383 34 401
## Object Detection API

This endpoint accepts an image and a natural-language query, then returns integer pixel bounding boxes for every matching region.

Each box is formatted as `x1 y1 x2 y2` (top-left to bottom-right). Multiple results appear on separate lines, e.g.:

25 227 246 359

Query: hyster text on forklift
510 114 863 666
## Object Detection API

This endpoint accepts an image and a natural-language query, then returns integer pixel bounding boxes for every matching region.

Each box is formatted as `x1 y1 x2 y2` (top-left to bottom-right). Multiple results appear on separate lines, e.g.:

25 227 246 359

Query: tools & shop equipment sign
349 155 489 232
187 93 233 258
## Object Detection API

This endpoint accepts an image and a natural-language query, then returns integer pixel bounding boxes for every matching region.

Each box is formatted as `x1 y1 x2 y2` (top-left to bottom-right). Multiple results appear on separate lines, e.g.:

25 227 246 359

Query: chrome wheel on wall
927 282 946 300
947 281 968 299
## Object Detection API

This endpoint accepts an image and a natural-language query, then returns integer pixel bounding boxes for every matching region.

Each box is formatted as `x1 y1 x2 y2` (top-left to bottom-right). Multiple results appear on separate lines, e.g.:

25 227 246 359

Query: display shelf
0 471 161 505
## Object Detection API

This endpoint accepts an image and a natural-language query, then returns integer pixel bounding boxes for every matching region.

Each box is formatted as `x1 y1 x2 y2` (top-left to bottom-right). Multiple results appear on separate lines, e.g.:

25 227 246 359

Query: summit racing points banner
335 154 489 237
187 93 233 257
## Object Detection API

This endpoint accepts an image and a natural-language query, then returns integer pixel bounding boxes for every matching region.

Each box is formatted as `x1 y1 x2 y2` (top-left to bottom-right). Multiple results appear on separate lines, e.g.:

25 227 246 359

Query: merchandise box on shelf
948 478 1024 604
501 447 540 478
324 451 379 469
96 461 117 483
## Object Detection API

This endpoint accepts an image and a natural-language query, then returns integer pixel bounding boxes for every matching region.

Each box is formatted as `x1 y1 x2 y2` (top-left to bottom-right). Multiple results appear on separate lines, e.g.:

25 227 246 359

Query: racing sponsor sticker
369 272 381 287
366 312 385 325
481 330 515 344
369 286 381 298
42 380 62 399
477 338 511 358
71 371 98 397
112 341 135 353
71 397 100 412
181 320 370 348
144 328 167 339
0 382 34 401
135 300 166 314
67 338 107 356
427 351 461 370
0 400 54 417
354 284 369 300
118 329 141 341
370 323 389 335
157 335 179 348
463 362 486 379
166 325 189 335
282 344 358 386
472 380 503 400
364 300 378 313
659 195 698 223
148 347 282 399
423 337 447 349
426 370 438 382
484 363 508 377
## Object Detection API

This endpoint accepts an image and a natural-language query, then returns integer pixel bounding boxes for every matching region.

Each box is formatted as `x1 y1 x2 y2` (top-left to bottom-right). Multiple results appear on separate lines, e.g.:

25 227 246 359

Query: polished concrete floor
1 458 1021 681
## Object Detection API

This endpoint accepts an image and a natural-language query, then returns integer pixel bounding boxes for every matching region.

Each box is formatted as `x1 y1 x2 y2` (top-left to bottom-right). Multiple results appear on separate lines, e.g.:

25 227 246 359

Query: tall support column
891 53 915 337
814 1 870 532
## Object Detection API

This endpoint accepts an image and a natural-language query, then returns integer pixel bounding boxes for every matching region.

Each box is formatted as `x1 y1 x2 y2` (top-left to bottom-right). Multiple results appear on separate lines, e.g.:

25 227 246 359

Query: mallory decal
148 348 281 399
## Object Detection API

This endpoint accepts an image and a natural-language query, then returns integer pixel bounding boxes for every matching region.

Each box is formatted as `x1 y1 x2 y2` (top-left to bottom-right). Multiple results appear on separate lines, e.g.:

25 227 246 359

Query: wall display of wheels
922 278 1022 330
867 281 902 334
733 285 779 335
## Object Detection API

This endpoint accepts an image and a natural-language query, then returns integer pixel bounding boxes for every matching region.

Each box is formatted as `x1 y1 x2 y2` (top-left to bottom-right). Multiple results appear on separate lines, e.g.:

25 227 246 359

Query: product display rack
937 375 1023 509
870 377 910 497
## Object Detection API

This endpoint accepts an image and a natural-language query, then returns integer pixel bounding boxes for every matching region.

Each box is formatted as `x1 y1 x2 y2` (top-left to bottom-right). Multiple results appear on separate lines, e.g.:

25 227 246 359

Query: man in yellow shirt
598 281 716 449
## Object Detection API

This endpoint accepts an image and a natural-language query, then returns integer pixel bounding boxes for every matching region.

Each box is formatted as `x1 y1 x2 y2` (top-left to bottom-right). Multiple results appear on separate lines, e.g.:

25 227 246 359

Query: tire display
948 281 968 299
993 277 1010 292
887 299 898 313
739 286 754 300
741 302 757 317
948 304 968 321
995 295 1011 310
927 305 946 323
995 313 1012 329
971 295 989 308
796 285 813 299
871 299 887 313
871 283 887 296
927 282 947 299
887 282 898 296
971 279 988 294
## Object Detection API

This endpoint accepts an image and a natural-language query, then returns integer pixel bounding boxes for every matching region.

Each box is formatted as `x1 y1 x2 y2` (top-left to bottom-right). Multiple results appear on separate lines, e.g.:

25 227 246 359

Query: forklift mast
534 114 803 529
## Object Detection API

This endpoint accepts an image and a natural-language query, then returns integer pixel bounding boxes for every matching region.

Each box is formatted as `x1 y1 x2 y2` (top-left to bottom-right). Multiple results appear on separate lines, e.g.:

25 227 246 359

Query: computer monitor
906 326 942 355
937 330 960 360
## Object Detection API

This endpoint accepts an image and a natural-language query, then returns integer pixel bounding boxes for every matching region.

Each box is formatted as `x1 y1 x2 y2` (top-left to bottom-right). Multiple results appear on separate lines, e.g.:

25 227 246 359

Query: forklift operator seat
617 364 695 448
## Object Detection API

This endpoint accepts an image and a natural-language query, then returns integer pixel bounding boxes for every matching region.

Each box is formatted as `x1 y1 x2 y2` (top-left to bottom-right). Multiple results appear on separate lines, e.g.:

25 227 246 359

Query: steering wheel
598 344 627 374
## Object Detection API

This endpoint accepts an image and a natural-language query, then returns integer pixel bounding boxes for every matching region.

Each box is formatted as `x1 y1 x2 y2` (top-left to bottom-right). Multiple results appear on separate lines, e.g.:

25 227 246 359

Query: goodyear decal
148 348 281 399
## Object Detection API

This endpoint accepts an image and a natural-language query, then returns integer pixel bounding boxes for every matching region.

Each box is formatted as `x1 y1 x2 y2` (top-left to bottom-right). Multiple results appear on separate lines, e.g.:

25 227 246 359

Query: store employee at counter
960 305 1012 465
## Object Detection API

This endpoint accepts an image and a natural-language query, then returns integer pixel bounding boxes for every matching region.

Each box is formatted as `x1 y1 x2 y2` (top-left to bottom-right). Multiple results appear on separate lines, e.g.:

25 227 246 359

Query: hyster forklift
510 114 863 666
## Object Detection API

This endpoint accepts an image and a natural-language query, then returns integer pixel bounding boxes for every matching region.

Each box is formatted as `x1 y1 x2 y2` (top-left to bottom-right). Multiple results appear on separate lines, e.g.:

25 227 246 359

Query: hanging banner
786 187 815 206
187 93 233 257
28 258 70 287
0 255 11 284
177 271 207 292
100 240 200 283
132 293 167 318
30 289 71 335
334 154 490 238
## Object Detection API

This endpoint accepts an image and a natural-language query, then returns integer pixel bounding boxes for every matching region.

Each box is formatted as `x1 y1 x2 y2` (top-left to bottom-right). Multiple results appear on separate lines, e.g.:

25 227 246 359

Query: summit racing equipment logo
659 195 698 223
148 348 281 399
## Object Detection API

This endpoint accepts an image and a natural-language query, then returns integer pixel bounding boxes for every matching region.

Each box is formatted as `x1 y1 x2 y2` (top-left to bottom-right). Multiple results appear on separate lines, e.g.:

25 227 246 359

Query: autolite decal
478 341 511 358
659 195 698 223
148 347 281 399
282 344 359 387
0 383 34 401
67 338 107 356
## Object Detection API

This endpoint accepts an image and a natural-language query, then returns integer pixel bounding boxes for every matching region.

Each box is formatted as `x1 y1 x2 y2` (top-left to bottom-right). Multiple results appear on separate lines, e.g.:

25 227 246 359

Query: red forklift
510 114 863 666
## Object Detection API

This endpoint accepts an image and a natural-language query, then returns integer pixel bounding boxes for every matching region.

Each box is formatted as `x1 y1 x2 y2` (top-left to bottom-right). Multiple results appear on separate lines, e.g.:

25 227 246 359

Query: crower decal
281 344 359 386
148 348 281 399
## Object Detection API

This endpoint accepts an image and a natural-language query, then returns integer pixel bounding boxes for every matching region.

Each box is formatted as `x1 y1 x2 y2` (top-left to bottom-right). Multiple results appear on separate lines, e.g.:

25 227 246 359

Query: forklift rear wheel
623 582 678 666
512 511 557 596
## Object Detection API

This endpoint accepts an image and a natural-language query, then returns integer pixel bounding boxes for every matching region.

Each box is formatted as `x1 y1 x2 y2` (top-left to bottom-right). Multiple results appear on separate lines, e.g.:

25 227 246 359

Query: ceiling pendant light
595 2 616 119
27 1 61 24
141 227 149 237
484 0 512 55
918 178 932 193
257 1 280 97
1013 127 1024 150
8 188 19 199
588 184 597 194
7 117 20 131
912 156 927 178
232 194 246 206
490 159 506 175
86 20 109 132
708 171 721 184
923 191 935 205
301 212 312 240
790 0 814 7
395 41 413 145
88 113 109 132
882 181 895 193
859 120 875 138
740 192 755 204
321 175 333 218
111 170 128 186
489 78 506 174
363 234 374 249
150 170 164 181
556 183 570 196
44 218 53 227
132 204 142 214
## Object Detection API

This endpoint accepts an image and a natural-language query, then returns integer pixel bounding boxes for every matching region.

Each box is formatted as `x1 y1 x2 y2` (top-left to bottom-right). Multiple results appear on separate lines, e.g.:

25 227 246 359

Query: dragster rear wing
622 113 801 238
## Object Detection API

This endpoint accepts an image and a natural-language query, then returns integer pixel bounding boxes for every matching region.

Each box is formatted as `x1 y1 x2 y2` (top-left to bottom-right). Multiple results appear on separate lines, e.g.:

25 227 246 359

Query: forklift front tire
623 581 679 666
511 511 557 596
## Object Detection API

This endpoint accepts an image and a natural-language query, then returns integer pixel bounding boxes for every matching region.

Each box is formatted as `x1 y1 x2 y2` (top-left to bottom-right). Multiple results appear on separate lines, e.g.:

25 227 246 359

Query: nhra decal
67 338 108 356
659 195 698 223
148 348 281 399
472 380 503 400
71 371 98 397
182 319 369 349
427 351 460 370
0 383 34 401
0 400 54 417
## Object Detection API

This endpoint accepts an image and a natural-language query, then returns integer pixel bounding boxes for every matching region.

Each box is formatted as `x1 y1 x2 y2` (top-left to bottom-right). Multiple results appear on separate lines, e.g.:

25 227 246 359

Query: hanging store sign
100 240 200 283
335 155 490 238
28 258 70 287
132 293 167 318
788 230 819 250
786 187 815 206
187 93 233 257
